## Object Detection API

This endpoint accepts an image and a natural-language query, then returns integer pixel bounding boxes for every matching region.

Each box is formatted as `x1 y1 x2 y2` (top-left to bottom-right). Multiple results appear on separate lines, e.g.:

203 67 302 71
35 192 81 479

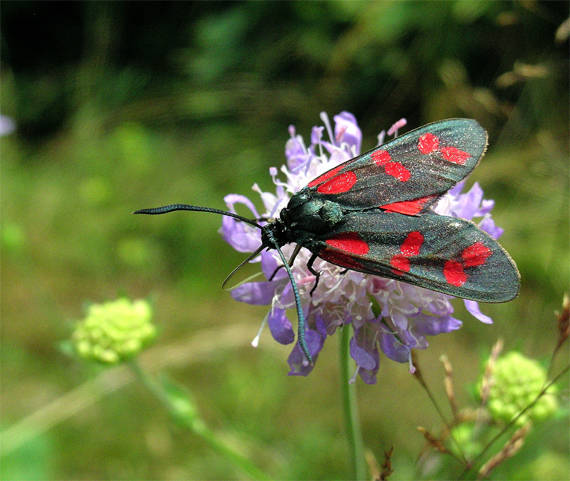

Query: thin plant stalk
339 326 367 480
129 360 271 481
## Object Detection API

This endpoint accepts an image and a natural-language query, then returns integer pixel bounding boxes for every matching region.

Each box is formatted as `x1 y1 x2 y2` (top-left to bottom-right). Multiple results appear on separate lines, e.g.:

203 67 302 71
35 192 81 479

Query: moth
136 119 520 363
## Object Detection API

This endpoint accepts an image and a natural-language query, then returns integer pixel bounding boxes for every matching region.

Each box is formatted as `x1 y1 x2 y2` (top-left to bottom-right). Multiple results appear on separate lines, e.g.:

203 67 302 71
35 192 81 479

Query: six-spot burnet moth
135 118 520 364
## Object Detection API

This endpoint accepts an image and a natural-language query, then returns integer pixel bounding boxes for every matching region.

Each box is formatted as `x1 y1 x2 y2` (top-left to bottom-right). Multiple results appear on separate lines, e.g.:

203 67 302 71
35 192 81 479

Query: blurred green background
1 1 568 480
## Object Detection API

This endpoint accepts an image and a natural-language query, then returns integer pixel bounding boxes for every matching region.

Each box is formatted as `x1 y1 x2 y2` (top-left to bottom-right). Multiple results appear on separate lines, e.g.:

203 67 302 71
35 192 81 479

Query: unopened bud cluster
73 298 156 364
482 351 558 426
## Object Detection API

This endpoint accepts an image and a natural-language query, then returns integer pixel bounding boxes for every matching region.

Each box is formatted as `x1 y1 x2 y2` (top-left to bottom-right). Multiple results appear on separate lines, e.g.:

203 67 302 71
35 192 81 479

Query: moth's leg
307 253 321 296
221 244 266 289
268 265 284 281
268 244 301 281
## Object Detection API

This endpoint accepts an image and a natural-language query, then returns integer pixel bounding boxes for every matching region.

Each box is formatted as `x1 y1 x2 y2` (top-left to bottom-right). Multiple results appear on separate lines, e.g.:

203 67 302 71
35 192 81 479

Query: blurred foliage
1 1 568 480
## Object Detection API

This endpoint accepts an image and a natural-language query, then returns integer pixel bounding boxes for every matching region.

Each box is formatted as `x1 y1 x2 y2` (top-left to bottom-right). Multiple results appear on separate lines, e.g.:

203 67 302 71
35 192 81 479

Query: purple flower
220 195 261 253
333 111 362 154
351 322 381 383
220 112 507 383
0 115 15 137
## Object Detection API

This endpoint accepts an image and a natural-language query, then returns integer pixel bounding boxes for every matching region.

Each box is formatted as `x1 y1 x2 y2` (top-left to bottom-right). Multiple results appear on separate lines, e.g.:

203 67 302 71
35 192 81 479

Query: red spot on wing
380 195 436 215
319 250 363 270
418 133 439 154
384 161 411 182
437 242 491 288
390 231 423 275
443 260 467 286
371 149 410 182
325 232 370 255
307 165 343 188
440 146 470 165
371 149 391 166
462 242 491 267
401 231 424 257
390 254 410 273
316 171 357 194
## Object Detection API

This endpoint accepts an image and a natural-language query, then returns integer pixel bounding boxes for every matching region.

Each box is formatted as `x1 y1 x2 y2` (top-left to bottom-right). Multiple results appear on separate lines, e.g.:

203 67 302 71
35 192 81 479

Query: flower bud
480 351 558 425
72 298 156 364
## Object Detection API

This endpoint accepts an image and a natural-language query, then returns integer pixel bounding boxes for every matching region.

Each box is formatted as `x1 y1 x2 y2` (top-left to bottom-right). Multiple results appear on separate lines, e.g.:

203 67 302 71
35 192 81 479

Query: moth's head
285 189 311 211
280 195 344 235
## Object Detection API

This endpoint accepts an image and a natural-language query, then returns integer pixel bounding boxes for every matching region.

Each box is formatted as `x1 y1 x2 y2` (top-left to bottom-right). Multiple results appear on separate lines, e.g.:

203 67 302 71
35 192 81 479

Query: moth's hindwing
306 119 488 214
315 211 520 302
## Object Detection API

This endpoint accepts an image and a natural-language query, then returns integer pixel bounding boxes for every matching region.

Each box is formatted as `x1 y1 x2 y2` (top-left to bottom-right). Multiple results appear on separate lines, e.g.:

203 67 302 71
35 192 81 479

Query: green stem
339 326 367 480
129 360 271 481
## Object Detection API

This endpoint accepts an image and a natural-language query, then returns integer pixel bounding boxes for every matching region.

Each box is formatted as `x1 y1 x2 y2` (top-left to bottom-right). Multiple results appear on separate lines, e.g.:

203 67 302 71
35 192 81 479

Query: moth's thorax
280 189 344 237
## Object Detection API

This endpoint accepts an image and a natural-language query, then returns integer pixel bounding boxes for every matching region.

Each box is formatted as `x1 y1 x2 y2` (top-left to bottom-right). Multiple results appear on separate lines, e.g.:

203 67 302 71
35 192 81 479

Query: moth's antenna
134 204 263 229
221 244 266 289
136 203 267 292
264 229 313 365
135 202 313 364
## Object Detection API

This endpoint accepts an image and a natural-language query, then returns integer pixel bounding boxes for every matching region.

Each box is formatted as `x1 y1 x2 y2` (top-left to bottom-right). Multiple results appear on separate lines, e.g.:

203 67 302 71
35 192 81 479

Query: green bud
2 222 25 252
72 298 156 365
480 351 558 426
450 423 482 458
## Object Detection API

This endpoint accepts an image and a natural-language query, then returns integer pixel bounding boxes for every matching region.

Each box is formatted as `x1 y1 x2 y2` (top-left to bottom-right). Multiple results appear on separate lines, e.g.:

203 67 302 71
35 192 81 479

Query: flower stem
129 360 271 481
339 326 367 480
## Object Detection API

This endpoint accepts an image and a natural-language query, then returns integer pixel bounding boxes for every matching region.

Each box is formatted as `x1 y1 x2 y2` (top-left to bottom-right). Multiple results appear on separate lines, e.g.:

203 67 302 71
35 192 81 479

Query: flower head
221 112 506 383
479 351 558 426
72 298 156 364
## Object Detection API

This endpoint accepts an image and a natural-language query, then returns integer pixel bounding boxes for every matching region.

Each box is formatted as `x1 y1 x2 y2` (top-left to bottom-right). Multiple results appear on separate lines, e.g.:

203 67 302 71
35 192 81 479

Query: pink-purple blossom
220 112 505 384
0 115 15 137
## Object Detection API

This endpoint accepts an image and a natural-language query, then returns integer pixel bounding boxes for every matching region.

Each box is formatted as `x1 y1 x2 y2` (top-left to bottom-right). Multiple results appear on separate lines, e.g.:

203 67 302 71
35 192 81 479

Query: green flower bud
480 351 558 426
450 423 482 458
72 298 156 365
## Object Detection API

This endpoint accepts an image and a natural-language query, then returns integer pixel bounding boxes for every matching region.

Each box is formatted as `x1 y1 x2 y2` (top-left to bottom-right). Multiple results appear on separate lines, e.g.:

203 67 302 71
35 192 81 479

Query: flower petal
334 111 361 153
220 195 261 252
311 126 324 146
231 282 276 305
350 336 377 370
464 300 493 324
287 329 324 376
285 134 310 173
449 182 482 220
314 314 329 339
477 199 495 216
267 307 295 344
448 180 466 197
357 356 379 384
224 194 260 218
413 313 462 335
0 115 15 137
479 216 504 239
380 332 410 363
221 228 261 253
252 183 280 215
391 310 409 330
387 118 407 137
261 251 287 281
